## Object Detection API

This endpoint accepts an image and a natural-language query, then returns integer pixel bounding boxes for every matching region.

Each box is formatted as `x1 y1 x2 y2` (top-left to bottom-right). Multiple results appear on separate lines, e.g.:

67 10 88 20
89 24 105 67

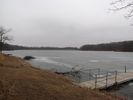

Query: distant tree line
0 43 10 50
1 44 78 50
80 41 133 52
2 40 133 52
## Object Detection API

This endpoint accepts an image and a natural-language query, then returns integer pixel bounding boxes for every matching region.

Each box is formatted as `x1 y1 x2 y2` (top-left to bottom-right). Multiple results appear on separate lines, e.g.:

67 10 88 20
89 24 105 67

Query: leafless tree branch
0 26 13 53
0 26 12 36
109 0 133 19
3 35 13 43
111 0 123 5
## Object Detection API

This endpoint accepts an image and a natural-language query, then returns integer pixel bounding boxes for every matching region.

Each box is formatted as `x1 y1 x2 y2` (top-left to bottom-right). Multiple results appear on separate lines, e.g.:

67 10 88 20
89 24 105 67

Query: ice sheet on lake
34 57 73 68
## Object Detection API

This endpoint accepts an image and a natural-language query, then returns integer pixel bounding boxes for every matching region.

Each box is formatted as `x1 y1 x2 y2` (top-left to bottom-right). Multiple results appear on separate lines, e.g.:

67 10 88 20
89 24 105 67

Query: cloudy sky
0 0 132 47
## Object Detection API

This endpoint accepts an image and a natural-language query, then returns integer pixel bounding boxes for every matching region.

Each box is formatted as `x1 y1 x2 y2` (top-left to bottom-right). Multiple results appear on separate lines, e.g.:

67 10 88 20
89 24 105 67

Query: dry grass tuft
0 79 15 100
0 53 127 100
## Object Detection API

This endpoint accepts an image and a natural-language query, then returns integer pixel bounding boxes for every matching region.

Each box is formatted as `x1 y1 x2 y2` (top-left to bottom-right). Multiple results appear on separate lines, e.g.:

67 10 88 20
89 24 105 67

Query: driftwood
55 71 71 75
55 65 83 75
54 65 84 82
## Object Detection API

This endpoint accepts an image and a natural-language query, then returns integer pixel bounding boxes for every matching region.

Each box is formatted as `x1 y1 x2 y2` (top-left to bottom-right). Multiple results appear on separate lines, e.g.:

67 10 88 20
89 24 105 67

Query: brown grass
0 53 127 100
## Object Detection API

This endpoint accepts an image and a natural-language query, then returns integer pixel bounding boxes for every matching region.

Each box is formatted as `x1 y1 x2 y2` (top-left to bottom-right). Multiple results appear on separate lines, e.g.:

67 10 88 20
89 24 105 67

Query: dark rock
23 56 35 60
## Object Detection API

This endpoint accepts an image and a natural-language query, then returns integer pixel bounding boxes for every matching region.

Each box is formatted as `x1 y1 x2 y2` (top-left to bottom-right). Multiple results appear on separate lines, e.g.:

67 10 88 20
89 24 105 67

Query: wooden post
95 75 97 89
115 71 117 83
89 70 91 80
106 72 108 88
125 66 126 73
79 76 81 83
98 68 100 78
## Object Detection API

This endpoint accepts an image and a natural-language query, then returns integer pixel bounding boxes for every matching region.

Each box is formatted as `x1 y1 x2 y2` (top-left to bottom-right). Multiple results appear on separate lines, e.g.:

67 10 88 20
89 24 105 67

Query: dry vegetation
0 53 127 100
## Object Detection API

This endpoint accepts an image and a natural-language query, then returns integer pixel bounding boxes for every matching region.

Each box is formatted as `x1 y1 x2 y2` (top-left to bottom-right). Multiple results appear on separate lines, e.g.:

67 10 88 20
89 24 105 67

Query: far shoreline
3 49 133 53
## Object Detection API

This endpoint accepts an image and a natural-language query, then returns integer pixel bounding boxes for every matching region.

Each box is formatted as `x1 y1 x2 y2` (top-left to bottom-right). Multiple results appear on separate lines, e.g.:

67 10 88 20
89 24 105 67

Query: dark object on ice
23 56 35 60
7 54 12 56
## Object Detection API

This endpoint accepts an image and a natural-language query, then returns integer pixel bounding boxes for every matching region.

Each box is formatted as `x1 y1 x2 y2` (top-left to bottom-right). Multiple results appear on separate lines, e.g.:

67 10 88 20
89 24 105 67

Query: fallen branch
54 65 84 82
55 71 71 75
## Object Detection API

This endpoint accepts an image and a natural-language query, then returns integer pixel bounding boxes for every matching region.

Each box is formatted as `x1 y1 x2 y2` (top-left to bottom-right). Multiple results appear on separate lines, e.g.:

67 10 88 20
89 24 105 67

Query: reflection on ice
89 60 99 62
129 82 133 86
93 73 112 78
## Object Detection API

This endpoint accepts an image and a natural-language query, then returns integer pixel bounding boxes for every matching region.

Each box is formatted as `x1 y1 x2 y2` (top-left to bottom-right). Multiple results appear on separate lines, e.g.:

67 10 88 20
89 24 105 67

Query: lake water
3 50 133 100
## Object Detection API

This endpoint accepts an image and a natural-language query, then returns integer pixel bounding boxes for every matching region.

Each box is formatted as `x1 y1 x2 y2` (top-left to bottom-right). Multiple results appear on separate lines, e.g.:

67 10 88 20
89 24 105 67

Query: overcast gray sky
0 0 132 47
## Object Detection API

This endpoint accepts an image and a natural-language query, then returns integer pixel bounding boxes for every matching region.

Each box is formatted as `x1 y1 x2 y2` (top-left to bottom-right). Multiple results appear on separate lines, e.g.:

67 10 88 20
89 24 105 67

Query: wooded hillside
1 43 78 50
1 40 133 52
80 41 133 52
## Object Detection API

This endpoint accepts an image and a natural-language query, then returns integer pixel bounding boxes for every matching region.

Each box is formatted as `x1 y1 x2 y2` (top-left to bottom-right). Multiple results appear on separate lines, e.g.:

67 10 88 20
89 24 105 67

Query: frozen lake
3 50 133 100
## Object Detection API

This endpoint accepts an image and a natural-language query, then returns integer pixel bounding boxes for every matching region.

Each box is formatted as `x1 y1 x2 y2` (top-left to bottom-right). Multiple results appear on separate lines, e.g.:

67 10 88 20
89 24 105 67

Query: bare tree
109 0 133 20
0 26 13 53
